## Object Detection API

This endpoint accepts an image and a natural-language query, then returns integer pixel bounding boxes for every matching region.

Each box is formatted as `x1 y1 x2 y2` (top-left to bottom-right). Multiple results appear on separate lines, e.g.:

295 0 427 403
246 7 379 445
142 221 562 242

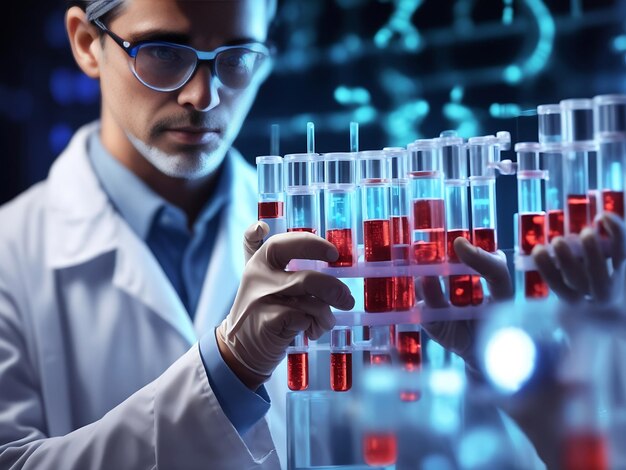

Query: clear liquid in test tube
284 153 319 234
324 153 357 267
359 151 394 313
256 155 286 238
515 142 549 299
408 139 446 264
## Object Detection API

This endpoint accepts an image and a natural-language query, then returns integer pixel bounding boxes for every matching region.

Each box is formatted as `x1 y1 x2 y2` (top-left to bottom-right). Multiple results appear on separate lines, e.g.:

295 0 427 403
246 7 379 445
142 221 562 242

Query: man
0 1 354 468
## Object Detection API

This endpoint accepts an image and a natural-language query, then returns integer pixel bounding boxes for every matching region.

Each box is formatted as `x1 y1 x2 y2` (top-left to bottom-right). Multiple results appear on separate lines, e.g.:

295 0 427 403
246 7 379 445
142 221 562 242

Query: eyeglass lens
134 43 267 91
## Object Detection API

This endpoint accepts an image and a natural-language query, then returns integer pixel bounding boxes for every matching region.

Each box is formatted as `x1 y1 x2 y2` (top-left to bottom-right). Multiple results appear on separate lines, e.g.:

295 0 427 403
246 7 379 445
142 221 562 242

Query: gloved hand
532 213 626 303
243 221 270 265
419 237 513 371
217 229 355 388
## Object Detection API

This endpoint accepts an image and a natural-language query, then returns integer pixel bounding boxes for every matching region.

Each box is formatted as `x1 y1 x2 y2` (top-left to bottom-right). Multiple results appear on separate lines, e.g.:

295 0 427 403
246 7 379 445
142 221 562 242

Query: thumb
244 221 270 265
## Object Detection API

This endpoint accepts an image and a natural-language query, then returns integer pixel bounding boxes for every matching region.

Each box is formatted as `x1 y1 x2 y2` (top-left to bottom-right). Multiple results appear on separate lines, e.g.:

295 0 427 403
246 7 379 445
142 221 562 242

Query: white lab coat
0 122 287 469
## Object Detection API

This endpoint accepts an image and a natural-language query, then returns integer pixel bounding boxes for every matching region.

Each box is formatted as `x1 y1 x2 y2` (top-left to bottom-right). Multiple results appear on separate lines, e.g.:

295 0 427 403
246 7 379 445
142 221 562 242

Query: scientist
0 0 355 468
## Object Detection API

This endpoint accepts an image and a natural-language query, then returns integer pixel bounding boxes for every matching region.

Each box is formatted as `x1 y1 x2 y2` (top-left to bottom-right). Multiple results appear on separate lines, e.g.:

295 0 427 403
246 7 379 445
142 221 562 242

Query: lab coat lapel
45 122 196 346
194 150 257 335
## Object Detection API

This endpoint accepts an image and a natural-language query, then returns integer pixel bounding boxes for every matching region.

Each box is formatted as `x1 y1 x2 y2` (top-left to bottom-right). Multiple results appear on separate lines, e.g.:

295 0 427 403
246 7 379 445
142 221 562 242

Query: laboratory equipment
439 131 472 307
593 95 626 221
515 142 548 299
359 150 395 313
256 155 286 237
288 332 309 391
407 139 446 264
324 152 358 267
284 153 319 234
330 326 353 392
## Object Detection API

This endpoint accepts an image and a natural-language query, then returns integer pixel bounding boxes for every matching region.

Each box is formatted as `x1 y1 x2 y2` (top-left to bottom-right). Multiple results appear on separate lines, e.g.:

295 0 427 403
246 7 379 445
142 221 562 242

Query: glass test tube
311 154 325 238
593 94 626 220
287 332 309 391
515 143 549 299
330 326 352 392
408 139 446 264
359 151 394 313
324 153 358 267
538 104 565 241
256 155 286 237
385 147 415 311
284 153 319 234
560 99 595 235
368 325 393 365
440 131 472 307
396 324 422 402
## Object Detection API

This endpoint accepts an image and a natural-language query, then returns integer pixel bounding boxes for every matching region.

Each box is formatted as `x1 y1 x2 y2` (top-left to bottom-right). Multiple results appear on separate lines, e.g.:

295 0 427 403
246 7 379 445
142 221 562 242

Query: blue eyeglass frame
92 18 273 92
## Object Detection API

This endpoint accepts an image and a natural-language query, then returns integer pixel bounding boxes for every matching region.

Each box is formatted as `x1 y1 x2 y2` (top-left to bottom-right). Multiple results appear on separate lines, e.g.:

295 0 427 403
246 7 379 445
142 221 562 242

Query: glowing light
429 369 464 396
503 65 522 84
484 327 536 393
459 428 501 467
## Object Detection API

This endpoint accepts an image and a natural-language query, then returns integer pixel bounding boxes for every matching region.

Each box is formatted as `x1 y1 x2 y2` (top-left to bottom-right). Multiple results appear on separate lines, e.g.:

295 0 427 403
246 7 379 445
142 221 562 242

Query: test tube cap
515 142 541 173
284 153 315 188
593 94 626 139
537 103 562 144
256 155 283 195
358 150 390 182
437 133 467 181
383 147 408 180
560 98 594 143
324 152 357 187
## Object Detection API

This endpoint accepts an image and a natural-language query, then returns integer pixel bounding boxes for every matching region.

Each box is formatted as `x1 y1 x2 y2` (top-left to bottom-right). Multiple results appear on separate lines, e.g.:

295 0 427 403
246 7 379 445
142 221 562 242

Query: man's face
98 0 271 179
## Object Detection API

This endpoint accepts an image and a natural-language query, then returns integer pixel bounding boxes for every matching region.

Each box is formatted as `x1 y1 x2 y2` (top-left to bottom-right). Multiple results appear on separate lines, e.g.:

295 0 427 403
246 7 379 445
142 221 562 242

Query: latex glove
217 231 355 387
419 237 513 370
243 221 270 265
532 213 626 303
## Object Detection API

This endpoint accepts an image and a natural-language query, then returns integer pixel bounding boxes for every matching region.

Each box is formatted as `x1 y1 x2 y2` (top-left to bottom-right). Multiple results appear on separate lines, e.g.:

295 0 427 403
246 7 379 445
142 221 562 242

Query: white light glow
484 327 536 393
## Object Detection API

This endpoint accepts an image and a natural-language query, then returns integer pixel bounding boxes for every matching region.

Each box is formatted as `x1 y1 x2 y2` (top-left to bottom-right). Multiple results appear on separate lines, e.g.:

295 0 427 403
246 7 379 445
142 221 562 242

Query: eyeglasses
93 19 272 92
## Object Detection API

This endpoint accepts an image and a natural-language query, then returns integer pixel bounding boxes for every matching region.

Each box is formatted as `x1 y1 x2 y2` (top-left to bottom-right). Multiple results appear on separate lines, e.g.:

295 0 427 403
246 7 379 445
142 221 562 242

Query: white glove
217 229 355 382
243 221 269 265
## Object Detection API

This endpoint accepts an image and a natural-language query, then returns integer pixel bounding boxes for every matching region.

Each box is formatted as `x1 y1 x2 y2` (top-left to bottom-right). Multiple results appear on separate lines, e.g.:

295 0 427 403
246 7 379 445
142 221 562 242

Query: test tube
287 332 309 391
324 153 357 267
593 94 626 220
368 325 393 365
384 147 415 311
468 133 510 305
396 324 422 402
256 155 286 237
560 99 595 235
407 139 446 264
284 153 319 234
439 131 472 307
330 326 352 392
359 151 394 313
515 142 549 299
538 104 565 240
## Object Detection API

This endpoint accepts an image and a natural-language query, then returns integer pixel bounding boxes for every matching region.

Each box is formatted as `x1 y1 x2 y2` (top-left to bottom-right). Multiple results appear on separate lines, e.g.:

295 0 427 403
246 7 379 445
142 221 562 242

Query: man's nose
177 64 221 112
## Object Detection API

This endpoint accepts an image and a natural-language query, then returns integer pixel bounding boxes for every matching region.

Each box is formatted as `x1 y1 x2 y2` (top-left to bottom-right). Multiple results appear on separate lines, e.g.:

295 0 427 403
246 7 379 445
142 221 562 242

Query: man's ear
65 6 102 79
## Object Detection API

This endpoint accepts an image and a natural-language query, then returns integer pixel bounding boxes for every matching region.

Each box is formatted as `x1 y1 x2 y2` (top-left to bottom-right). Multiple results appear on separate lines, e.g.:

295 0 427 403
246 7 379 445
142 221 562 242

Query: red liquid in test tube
561 433 608 470
548 210 565 241
364 220 395 312
412 199 446 263
448 229 472 307
330 352 352 392
287 353 309 391
520 213 549 298
258 201 284 219
471 228 496 305
288 227 317 234
567 194 591 234
525 271 548 298
370 353 392 366
397 331 421 371
392 215 415 310
363 432 398 467
326 228 354 267
602 189 625 217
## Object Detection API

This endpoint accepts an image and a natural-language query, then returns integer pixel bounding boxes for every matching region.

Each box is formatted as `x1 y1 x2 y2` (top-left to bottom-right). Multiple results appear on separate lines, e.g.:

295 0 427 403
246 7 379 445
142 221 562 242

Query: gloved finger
244 221 270 265
598 212 626 270
453 237 513 301
271 299 335 340
264 232 339 269
421 319 477 364
417 276 448 308
282 270 355 310
532 245 582 303
580 227 611 302
552 237 589 293
290 296 337 337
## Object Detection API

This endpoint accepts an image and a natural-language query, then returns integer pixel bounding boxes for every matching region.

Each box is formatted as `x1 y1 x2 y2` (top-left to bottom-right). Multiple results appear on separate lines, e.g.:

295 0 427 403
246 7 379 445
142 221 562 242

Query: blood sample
324 152 357 267
393 276 415 311
567 194 590 234
285 154 320 235
561 433 608 470
287 227 317 234
256 155 286 237
287 333 308 391
548 209 565 240
448 229 472 307
516 143 549 299
370 352 392 366
602 189 625 217
397 330 421 372
411 198 446 263
364 219 392 261
363 432 397 467
330 327 352 392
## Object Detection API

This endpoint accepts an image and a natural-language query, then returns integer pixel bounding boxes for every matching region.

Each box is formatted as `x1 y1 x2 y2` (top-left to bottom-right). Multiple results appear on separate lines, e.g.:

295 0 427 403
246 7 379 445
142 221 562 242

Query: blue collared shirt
87 130 269 435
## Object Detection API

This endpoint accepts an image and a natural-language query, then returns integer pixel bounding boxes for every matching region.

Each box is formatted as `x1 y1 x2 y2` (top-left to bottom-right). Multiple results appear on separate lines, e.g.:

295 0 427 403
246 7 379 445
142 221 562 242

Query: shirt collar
87 130 232 240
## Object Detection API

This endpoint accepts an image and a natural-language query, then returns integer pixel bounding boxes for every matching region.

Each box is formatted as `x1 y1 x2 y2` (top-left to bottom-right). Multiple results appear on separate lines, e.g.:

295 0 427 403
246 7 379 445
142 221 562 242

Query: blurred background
2 0 626 249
